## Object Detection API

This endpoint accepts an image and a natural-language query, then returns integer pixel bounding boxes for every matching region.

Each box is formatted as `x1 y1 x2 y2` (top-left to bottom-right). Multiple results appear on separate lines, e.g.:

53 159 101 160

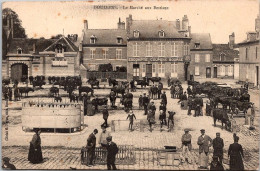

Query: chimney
84 20 88 30
229 32 235 49
255 14 260 32
10 15 14 38
33 43 36 53
176 19 180 30
117 17 125 30
188 26 191 37
126 14 133 34
182 15 189 30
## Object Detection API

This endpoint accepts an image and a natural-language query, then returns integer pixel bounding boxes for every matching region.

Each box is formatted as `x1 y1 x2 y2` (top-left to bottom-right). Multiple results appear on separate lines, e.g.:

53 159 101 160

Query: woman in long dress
28 129 43 164
228 136 244 170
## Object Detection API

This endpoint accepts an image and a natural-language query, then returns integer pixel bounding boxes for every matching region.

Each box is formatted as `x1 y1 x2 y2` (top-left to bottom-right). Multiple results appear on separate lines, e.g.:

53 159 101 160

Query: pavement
1 78 259 170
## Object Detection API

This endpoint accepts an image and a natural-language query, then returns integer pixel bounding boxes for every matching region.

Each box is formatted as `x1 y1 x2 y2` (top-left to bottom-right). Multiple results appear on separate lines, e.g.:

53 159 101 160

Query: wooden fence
86 72 127 80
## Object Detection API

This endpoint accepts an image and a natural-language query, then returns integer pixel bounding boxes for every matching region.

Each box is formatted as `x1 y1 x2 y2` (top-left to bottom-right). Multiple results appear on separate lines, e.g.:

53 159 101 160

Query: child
138 95 143 109
126 110 136 131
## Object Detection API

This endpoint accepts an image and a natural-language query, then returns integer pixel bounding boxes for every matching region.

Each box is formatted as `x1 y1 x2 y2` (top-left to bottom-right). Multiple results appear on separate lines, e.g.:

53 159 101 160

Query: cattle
92 98 108 112
69 94 79 103
108 77 118 87
213 109 231 130
148 77 161 84
87 79 99 89
32 80 45 88
111 86 125 97
50 87 59 96
54 96 62 102
231 101 252 116
79 86 94 97
18 87 34 97
135 80 149 88
168 78 181 87
240 93 250 102
2 78 10 86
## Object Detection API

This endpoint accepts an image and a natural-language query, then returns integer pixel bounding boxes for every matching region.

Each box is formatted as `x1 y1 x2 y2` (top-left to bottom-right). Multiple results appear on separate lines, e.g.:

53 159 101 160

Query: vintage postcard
1 0 259 170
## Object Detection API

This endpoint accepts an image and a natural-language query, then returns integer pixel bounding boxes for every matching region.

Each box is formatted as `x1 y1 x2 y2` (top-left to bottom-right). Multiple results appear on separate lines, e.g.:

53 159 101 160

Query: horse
111 86 125 97
108 77 118 87
79 86 94 97
148 77 161 84
92 98 108 112
87 79 100 89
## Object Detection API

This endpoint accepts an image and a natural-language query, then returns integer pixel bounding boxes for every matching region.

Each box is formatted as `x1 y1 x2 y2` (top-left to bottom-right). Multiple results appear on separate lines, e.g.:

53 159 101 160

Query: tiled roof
82 29 127 45
7 38 57 54
128 20 186 39
44 36 78 52
190 33 213 50
212 44 239 61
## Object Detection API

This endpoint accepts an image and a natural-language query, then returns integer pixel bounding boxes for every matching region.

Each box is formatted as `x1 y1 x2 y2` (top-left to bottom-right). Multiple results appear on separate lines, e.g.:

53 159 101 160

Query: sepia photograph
1 0 259 170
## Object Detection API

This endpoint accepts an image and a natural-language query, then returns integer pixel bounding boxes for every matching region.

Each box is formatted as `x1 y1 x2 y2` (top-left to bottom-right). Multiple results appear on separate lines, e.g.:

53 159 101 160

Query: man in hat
138 95 143 109
161 91 167 106
102 106 109 128
158 81 163 99
101 136 119 170
212 132 224 164
86 129 98 167
2 157 16 170
180 129 192 164
148 101 156 117
197 129 212 169
142 93 149 115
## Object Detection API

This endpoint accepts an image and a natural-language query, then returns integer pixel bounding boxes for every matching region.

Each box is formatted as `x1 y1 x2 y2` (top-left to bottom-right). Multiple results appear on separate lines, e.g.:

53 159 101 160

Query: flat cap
200 129 205 132
106 136 112 141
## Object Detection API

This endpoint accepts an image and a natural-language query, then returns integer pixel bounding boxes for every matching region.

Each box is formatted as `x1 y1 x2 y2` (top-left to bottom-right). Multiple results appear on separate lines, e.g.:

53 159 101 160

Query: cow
87 79 100 89
54 96 62 102
240 93 250 102
69 94 79 103
2 78 10 86
135 80 149 88
168 78 181 87
50 87 59 96
148 77 161 84
18 87 34 97
213 109 231 130
32 80 45 88
111 86 125 97
79 86 94 97
92 98 108 112
108 77 118 87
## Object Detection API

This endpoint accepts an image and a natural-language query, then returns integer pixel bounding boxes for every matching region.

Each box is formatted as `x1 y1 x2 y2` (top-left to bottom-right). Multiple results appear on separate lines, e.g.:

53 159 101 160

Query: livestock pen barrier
86 72 127 80
81 145 181 167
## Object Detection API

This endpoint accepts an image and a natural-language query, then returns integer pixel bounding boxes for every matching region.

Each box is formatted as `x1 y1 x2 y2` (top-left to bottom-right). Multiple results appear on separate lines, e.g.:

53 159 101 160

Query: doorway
206 67 211 78
146 64 152 78
213 67 217 78
11 63 28 82
256 66 259 87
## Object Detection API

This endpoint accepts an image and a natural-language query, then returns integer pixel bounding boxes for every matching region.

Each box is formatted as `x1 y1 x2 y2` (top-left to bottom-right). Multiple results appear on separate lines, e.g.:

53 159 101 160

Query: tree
51 34 63 39
2 8 27 38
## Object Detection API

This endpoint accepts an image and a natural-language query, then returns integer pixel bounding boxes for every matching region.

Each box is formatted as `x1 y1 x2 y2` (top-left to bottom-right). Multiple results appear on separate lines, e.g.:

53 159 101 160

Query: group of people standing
180 129 245 170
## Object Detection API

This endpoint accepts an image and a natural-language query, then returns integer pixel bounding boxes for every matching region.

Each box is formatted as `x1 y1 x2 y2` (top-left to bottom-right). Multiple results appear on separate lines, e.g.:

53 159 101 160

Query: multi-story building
238 11 260 87
79 19 127 79
212 33 239 79
126 15 192 81
189 33 213 78
4 36 79 82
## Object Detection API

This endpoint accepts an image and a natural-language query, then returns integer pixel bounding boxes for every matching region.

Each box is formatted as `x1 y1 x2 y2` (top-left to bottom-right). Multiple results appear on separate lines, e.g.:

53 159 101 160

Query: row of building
2 12 259 87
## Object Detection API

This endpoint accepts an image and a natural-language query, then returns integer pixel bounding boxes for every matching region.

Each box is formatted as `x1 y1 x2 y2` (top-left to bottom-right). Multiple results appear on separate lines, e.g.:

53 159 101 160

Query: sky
2 0 259 44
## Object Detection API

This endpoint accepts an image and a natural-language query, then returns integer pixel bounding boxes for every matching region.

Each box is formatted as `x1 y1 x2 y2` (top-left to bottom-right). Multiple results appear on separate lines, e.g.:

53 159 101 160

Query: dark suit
228 143 244 170
142 96 149 115
213 137 224 163
86 133 96 165
101 142 119 170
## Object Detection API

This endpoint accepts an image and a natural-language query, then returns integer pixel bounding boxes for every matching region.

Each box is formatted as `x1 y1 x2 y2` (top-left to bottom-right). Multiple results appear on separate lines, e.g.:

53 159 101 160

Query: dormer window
90 35 96 44
159 30 165 37
17 48 22 54
55 44 64 53
133 30 139 38
195 42 200 49
220 53 226 61
117 36 123 44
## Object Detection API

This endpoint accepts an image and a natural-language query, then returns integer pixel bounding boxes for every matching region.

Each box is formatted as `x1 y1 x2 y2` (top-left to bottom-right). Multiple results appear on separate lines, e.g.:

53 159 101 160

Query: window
117 37 122 44
116 49 122 59
52 58 68 67
158 43 165 57
195 43 200 49
133 64 140 77
205 54 210 62
220 53 225 61
220 65 225 76
195 66 200 76
102 49 108 59
90 35 96 44
228 65 233 76
90 49 95 59
159 30 165 37
17 48 22 54
146 43 152 57
171 43 178 57
133 30 139 38
152 63 156 77
171 62 178 77
158 62 165 77
142 64 146 76
195 54 200 63
133 43 139 57
246 48 248 59
184 43 189 55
